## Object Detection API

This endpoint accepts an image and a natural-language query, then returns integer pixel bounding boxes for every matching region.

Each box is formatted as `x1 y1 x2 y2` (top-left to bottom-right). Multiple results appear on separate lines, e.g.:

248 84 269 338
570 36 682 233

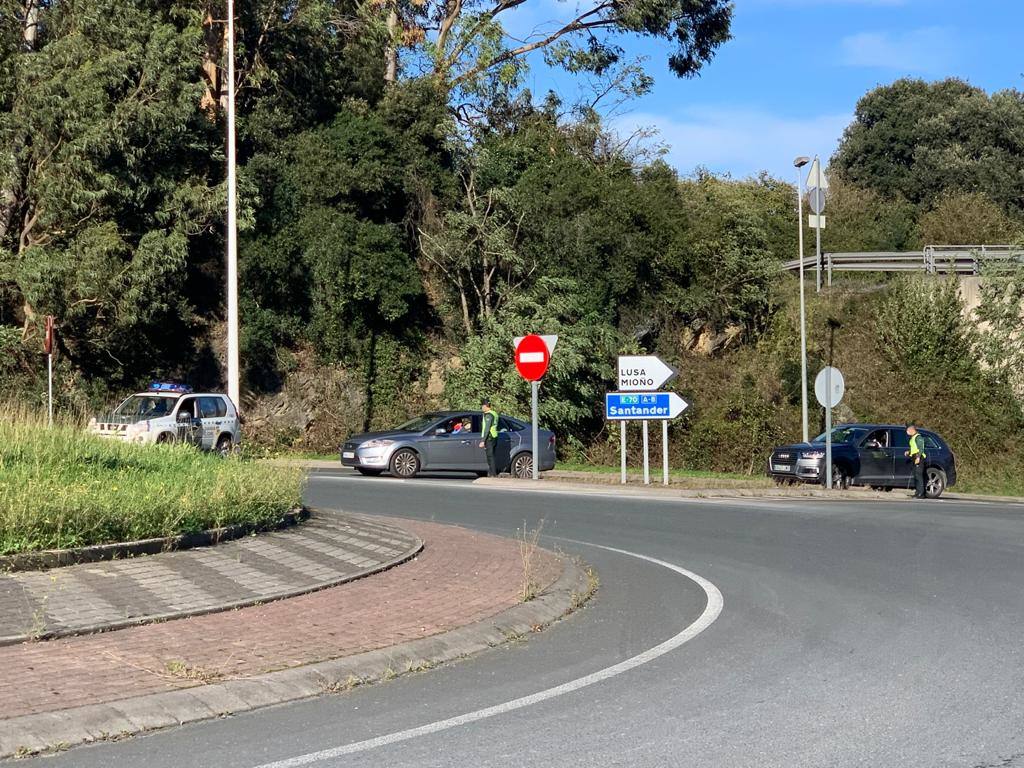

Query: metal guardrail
782 245 1023 278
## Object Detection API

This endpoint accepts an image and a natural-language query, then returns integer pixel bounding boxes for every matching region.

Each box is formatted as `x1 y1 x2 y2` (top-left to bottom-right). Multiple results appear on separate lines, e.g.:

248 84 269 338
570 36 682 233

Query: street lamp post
226 0 240 411
794 156 810 444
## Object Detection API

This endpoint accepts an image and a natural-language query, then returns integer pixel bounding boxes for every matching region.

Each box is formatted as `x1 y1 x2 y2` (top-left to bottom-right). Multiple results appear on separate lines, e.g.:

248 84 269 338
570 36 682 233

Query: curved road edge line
252 539 724 768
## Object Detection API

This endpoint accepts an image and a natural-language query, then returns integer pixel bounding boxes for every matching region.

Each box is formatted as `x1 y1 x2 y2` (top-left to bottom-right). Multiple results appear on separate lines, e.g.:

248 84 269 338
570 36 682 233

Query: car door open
857 428 894 482
891 429 914 488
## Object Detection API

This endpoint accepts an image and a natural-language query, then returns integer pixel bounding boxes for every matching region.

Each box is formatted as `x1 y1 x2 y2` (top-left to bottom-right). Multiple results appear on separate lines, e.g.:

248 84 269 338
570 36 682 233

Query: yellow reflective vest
482 410 500 440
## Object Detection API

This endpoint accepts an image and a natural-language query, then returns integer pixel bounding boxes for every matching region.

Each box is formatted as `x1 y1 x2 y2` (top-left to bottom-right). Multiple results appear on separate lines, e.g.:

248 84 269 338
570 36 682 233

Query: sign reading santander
514 334 551 381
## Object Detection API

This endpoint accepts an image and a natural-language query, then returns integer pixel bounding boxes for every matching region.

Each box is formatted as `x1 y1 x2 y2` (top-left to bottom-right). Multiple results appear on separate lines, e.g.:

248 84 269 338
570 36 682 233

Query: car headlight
360 439 394 449
802 450 825 459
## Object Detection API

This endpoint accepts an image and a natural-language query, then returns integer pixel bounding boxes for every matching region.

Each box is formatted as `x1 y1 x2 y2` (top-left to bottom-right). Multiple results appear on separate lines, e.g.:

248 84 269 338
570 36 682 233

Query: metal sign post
620 422 627 484
531 380 539 480
814 366 845 490
662 419 669 485
642 421 650 484
513 334 558 480
806 157 829 294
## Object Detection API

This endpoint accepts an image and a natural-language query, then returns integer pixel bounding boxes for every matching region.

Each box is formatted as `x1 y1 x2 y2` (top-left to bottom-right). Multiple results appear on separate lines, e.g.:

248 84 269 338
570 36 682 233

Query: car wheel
390 449 420 478
215 435 233 457
511 453 533 479
156 432 174 445
826 464 849 490
925 467 947 499
357 468 383 477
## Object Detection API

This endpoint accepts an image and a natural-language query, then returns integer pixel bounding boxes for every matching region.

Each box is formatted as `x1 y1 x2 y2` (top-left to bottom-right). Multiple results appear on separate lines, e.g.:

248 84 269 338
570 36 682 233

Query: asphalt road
29 472 1024 768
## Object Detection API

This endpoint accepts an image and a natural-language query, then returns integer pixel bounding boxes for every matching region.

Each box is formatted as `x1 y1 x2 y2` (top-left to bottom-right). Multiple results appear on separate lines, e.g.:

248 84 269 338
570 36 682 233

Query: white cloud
611 106 852 180
840 26 954 71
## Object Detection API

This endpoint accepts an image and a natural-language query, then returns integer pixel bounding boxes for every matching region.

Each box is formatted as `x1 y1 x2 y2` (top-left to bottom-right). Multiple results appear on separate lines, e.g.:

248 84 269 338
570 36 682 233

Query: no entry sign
514 334 551 381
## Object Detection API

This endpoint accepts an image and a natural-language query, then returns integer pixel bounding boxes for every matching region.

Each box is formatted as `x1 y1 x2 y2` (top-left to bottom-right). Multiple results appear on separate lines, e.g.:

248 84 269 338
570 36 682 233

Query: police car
87 382 241 455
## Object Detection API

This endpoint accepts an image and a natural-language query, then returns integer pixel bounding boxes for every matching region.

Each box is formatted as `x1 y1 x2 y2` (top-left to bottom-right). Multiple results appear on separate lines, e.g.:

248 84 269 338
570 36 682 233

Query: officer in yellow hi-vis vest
478 399 500 477
905 424 928 499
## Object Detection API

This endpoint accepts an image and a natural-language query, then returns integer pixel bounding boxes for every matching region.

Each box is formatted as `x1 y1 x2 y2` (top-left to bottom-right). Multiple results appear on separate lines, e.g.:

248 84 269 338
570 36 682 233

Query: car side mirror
435 428 446 435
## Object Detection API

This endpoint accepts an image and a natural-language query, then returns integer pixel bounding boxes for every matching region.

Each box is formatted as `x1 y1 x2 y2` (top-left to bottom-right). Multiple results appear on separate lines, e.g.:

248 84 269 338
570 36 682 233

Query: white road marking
249 542 724 768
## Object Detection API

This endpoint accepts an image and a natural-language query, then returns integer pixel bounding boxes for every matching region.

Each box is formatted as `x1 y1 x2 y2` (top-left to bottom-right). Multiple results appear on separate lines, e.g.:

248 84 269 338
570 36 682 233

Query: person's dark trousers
485 438 498 477
913 460 926 498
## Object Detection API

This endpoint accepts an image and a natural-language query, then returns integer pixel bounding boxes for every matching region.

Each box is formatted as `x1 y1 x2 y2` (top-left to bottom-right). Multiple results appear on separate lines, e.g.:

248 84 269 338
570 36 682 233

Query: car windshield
811 427 863 445
396 413 447 432
113 395 176 420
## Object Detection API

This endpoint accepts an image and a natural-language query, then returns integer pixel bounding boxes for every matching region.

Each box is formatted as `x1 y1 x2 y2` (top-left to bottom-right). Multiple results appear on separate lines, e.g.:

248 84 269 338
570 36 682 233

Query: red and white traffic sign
514 334 552 381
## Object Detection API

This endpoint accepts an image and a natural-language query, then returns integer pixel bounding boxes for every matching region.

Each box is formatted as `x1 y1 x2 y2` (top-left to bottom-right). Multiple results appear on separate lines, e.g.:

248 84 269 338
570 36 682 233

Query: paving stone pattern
0 511 419 644
0 520 561 721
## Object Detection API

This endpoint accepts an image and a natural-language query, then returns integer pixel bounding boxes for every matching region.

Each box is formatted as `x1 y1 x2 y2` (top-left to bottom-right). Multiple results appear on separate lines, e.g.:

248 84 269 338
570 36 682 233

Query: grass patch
0 408 304 555
955 476 1024 498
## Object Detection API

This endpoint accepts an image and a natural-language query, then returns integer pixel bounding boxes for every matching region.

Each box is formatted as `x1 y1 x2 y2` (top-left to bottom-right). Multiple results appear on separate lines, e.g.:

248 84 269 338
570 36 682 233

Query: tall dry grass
0 404 303 554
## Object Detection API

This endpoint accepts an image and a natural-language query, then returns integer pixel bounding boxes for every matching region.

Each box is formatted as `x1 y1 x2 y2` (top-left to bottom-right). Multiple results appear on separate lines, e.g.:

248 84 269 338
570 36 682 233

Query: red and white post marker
44 315 55 427
513 334 557 480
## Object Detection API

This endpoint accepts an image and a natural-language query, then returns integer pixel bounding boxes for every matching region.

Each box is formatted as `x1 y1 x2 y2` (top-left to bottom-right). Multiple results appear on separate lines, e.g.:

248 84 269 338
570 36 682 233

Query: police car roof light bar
148 381 193 394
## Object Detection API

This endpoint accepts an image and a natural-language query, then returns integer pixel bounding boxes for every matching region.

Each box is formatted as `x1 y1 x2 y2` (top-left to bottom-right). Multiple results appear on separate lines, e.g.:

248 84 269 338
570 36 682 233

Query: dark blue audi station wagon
767 423 957 498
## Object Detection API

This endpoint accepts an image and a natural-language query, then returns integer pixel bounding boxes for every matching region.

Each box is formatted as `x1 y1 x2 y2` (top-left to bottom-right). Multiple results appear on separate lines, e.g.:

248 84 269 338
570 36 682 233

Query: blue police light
148 381 193 394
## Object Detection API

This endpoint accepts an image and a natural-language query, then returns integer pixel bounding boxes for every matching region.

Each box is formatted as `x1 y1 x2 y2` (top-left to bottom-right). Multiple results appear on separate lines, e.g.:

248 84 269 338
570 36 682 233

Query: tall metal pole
620 421 627 484
796 168 809 444
814 155 822 294
225 0 240 411
531 380 539 480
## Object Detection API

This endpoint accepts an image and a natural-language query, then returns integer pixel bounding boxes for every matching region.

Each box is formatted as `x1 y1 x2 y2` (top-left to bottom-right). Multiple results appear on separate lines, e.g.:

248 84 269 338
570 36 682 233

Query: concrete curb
0 508 309 573
0 509 423 647
0 553 593 759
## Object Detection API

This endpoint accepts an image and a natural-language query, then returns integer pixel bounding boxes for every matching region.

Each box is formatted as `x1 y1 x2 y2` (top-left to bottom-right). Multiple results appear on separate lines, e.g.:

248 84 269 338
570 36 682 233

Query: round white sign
814 366 845 408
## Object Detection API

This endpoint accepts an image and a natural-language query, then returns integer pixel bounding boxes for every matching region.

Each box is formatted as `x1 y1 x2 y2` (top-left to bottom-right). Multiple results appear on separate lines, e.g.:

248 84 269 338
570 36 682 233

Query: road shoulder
0 519 592 760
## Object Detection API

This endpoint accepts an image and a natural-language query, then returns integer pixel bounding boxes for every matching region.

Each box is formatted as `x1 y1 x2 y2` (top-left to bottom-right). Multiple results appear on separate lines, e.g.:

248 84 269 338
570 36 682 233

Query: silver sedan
339 411 557 479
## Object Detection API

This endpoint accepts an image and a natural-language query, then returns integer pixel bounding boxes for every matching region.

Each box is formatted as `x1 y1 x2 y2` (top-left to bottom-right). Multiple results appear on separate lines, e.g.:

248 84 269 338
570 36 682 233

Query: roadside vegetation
0 407 303 555
2 7 1023 496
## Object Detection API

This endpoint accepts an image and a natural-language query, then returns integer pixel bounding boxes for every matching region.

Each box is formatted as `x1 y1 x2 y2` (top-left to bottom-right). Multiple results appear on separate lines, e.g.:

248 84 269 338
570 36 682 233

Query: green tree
0 1 221 387
822 174 918 252
444 276 618 454
833 79 1024 214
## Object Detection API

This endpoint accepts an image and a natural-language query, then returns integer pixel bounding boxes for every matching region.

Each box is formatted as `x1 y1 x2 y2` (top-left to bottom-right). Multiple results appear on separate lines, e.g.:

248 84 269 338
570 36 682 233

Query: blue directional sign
605 391 689 421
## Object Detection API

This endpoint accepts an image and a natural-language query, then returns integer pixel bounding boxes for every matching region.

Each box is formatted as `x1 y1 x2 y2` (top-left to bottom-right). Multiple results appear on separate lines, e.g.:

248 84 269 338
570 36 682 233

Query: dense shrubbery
875 276 980 382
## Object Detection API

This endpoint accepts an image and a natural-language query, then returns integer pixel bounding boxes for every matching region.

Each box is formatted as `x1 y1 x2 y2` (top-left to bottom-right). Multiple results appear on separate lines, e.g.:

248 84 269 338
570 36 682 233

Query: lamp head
793 156 811 168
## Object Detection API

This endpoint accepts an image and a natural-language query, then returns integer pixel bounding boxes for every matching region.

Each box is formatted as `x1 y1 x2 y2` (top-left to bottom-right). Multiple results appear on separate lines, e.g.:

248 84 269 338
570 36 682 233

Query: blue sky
507 0 1024 180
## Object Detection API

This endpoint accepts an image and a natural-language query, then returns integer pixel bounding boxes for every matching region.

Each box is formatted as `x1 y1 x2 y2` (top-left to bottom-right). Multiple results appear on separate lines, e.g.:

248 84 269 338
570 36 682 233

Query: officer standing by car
905 424 927 498
479 399 500 477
